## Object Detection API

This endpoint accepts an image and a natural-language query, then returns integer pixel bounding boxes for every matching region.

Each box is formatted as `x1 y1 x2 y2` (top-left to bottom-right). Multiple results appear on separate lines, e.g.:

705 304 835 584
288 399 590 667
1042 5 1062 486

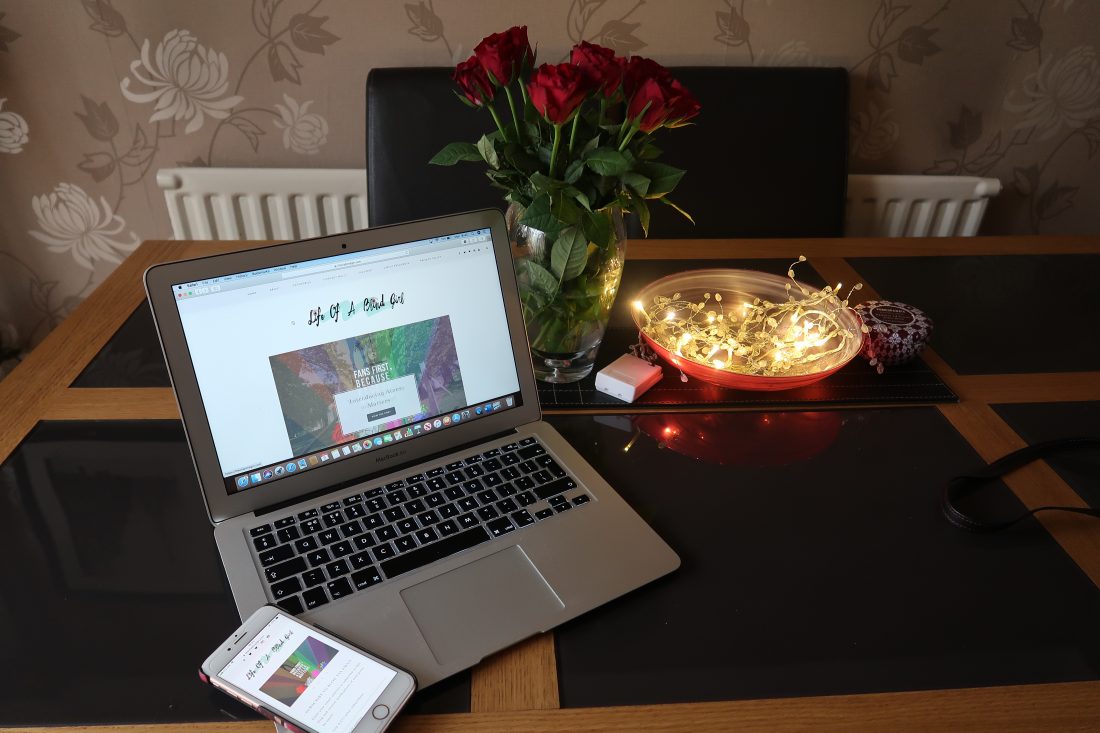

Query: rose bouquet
432 26 700 381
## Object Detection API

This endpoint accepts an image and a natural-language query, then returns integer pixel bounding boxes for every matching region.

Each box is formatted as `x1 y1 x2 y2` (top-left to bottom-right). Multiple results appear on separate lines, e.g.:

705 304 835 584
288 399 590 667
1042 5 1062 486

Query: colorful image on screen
258 636 339 707
269 316 467 455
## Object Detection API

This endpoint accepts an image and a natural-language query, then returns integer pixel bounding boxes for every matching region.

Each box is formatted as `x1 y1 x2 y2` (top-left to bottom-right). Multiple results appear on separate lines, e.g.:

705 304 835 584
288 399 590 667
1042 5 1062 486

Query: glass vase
506 202 627 383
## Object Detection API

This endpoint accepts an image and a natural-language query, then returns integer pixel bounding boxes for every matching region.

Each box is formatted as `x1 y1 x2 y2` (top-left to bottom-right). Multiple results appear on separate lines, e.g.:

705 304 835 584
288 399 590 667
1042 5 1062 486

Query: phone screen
217 613 397 733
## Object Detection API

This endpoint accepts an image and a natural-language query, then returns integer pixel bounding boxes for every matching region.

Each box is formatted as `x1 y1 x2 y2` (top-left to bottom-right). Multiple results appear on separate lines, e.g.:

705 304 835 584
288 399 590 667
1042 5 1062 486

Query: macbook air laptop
145 208 679 688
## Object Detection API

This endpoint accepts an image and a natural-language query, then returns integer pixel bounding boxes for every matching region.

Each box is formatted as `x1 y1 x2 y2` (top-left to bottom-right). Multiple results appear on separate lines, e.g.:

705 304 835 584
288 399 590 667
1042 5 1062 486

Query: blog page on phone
219 613 397 733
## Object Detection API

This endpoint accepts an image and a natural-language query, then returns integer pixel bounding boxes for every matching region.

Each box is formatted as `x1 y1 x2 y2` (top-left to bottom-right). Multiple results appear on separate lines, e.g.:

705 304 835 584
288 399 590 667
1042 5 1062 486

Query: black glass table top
0 421 469 726
849 255 1100 375
993 401 1100 509
547 409 1100 708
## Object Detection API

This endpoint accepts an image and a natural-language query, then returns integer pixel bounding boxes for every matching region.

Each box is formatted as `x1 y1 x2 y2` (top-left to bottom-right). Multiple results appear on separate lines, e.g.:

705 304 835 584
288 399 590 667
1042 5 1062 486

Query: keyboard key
352 566 383 590
464 454 483 464
250 524 273 537
482 448 500 458
497 498 518 513
327 577 353 599
258 545 294 567
483 473 503 487
476 489 498 504
573 494 591 506
371 543 396 562
277 595 304 615
302 587 328 609
307 549 331 567
387 490 408 505
446 460 465 471
512 510 535 527
354 533 376 550
463 479 483 494
477 506 499 521
457 512 478 529
518 444 545 459
444 486 464 500
303 569 325 587
445 471 465 486
385 480 406 491
426 492 446 508
364 513 385 530
383 507 405 522
437 519 459 536
535 508 555 519
519 460 538 474
415 527 439 544
407 483 428 498
323 511 345 528
532 470 554 485
501 466 521 480
297 509 318 520
318 529 340 545
535 477 579 501
321 501 341 512
366 498 387 513
302 518 323 535
397 518 418 534
464 464 485 478
346 504 367 519
516 492 537 507
276 526 300 543
457 497 478 512
484 458 503 472
252 534 277 551
377 526 398 542
501 442 519 451
439 503 459 518
294 530 321 548
405 498 427 514
331 540 353 558
350 550 374 569
340 520 364 538
273 516 296 529
364 487 384 498
501 452 520 466
343 494 363 506
426 477 447 491
417 510 440 526
380 526 490 579
497 482 517 497
326 559 350 578
395 536 417 553
549 495 569 506
265 557 307 583
487 517 516 537
426 467 445 478
518 437 537 446
405 473 426 484
555 503 573 513
515 476 535 490
271 577 302 599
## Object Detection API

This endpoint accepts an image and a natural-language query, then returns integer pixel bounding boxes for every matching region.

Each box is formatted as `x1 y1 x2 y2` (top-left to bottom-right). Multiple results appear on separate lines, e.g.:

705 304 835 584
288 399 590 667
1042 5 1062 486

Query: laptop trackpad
400 546 564 665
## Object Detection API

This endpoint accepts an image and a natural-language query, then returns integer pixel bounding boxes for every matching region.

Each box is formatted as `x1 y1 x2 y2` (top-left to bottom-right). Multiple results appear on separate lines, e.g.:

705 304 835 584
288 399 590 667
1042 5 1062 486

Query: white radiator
156 168 369 240
845 174 1002 237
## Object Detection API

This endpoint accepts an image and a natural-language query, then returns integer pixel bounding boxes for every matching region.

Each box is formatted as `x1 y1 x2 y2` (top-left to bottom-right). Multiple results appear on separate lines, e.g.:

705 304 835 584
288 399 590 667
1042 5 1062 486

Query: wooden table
2 235 1099 732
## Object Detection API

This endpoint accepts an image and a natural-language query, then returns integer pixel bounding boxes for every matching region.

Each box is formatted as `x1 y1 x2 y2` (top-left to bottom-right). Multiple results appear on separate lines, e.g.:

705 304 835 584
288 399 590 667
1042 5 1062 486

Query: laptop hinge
253 427 520 517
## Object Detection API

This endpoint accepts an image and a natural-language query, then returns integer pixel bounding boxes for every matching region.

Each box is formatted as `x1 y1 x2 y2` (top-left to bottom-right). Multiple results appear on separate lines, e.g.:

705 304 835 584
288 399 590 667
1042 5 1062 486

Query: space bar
381 527 492 579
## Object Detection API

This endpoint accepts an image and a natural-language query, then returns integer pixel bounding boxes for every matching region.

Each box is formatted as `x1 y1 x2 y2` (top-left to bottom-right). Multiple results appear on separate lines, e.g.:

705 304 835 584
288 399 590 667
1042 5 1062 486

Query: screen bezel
201 604 416 733
145 209 540 524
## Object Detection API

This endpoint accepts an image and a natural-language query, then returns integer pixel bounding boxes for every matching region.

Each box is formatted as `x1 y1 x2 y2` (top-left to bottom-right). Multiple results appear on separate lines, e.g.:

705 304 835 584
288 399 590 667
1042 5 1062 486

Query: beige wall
1 0 1098 375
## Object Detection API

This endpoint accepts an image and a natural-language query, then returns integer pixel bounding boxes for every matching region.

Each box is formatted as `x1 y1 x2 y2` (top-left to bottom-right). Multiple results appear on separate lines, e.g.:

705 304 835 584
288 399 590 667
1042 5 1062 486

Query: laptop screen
172 227 522 494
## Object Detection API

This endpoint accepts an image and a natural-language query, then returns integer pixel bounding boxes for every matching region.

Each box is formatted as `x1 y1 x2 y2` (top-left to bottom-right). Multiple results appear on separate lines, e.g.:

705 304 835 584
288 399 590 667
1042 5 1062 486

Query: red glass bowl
631 268 864 391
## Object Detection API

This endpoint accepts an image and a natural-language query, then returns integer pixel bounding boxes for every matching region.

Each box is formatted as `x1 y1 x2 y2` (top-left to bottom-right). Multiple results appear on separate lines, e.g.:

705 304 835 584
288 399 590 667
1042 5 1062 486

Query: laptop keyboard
246 436 592 615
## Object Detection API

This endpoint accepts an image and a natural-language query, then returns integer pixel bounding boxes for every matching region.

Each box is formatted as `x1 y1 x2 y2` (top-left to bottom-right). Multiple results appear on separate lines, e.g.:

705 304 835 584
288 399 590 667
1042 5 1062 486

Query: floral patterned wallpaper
1 0 1098 379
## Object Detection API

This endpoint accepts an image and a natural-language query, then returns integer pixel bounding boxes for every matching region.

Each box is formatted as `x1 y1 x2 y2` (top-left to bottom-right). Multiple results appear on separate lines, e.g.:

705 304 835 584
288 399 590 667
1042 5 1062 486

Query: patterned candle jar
854 300 933 371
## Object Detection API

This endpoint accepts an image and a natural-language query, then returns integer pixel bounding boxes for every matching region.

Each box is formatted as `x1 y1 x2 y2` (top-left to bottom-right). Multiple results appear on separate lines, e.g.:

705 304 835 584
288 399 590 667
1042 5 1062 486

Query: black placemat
539 325 956 410
0 420 469 725
549 409 1100 708
849 255 1100 375
72 300 170 387
993 401 1100 509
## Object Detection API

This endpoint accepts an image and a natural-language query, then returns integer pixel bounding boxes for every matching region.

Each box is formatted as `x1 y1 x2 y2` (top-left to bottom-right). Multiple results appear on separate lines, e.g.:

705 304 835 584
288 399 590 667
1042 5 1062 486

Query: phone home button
371 704 390 720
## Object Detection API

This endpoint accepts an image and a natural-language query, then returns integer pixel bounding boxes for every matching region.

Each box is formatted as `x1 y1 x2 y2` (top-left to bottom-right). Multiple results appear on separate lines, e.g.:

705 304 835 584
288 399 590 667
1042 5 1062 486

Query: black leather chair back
367 66 848 237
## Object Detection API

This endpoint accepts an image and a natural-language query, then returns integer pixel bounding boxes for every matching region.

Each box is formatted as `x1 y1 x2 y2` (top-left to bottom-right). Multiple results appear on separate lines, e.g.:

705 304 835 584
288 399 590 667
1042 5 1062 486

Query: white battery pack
595 354 664 403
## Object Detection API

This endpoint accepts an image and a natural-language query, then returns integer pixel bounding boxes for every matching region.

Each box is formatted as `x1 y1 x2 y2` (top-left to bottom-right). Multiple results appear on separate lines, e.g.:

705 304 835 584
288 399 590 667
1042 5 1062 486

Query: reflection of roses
29 183 139 270
453 55 494 106
1005 45 1100 141
273 95 329 155
121 29 243 134
527 63 593 125
570 41 624 98
474 25 533 86
0 99 28 154
851 103 900 161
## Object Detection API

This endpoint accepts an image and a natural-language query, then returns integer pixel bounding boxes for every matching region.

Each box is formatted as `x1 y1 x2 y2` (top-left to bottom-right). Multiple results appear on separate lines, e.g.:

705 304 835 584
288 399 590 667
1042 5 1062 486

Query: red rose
453 54 494 106
569 41 625 98
473 25 534 86
623 57 700 132
623 56 672 99
527 62 594 125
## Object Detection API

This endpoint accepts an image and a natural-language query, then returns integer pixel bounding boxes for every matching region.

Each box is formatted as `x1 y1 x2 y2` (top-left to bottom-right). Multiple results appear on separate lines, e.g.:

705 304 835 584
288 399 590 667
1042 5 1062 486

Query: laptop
145 208 679 688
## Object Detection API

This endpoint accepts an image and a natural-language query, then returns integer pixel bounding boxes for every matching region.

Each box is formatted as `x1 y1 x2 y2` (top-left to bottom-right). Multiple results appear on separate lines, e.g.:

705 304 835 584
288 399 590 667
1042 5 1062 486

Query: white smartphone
200 605 416 733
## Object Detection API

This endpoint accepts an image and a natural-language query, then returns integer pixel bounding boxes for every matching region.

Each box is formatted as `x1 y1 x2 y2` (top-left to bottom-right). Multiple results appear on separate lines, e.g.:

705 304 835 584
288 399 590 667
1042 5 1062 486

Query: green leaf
584 148 630 176
550 226 589 281
563 159 585 184
529 172 560 193
661 197 695 224
564 186 592 211
581 135 601 155
477 134 500 169
516 258 559 298
634 195 651 236
641 161 685 198
503 142 540 172
622 171 651 197
551 195 582 226
429 141 481 166
638 141 662 160
581 209 612 249
521 194 568 233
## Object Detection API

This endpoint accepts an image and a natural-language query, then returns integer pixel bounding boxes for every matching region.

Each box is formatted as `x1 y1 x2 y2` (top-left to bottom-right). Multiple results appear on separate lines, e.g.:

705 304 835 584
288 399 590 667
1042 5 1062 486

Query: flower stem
568 114 579 154
486 104 508 140
618 123 639 151
504 85 523 142
549 123 563 178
